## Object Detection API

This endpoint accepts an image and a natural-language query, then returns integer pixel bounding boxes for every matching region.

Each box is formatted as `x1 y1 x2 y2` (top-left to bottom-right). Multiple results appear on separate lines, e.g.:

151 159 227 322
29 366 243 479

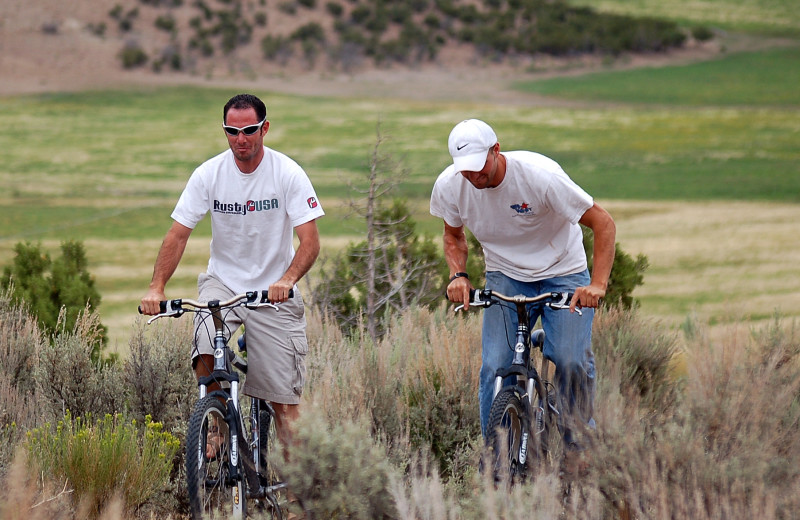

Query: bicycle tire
485 387 529 483
255 404 285 519
525 352 562 474
528 380 561 475
186 395 247 519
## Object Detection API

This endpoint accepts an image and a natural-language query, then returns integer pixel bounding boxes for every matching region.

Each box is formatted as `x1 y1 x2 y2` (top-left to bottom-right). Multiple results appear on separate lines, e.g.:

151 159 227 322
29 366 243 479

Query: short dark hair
223 94 267 123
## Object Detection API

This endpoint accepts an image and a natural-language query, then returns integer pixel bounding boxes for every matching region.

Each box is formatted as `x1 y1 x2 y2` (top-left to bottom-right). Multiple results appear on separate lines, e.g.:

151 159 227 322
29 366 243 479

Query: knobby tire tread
485 388 528 483
186 395 247 519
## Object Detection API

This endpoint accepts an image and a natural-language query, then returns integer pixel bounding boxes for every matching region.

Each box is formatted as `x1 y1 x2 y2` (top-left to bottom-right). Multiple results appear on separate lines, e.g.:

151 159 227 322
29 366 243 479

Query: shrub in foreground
125 317 195 434
35 308 125 421
3 290 800 518
0 291 46 473
280 411 397 519
26 412 180 517
305 304 482 477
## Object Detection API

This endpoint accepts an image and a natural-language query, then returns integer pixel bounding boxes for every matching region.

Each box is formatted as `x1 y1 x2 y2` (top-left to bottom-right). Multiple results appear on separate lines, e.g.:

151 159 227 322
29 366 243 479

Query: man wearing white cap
430 118 616 455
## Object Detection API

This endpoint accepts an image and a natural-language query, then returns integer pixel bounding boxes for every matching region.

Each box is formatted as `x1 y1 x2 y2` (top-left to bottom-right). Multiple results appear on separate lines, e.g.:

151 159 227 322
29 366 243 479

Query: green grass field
2 35 799 350
516 47 800 106
568 0 800 36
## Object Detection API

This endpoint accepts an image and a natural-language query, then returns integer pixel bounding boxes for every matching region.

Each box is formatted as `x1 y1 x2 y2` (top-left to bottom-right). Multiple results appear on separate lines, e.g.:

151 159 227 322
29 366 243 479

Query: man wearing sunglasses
141 93 324 456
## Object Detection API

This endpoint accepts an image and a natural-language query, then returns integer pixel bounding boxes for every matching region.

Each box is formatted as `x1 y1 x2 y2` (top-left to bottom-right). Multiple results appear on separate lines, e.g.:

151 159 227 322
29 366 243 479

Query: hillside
0 0 723 100
3 0 798 351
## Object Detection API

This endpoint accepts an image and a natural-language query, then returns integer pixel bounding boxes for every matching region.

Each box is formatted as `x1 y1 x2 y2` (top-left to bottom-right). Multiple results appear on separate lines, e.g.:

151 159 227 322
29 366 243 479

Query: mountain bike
455 289 578 483
141 290 289 519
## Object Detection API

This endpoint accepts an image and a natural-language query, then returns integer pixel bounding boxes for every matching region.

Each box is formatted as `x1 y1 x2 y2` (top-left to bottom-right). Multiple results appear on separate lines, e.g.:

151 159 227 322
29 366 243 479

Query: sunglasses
222 117 267 137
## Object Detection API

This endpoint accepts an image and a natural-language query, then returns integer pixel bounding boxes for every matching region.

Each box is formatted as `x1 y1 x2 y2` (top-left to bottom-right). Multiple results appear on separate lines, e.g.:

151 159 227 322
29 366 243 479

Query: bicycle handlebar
138 289 294 320
453 289 580 315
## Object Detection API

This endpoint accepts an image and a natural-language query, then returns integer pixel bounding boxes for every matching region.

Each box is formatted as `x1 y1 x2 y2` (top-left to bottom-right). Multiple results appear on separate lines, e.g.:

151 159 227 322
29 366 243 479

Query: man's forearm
279 220 320 286
281 241 319 286
583 205 616 291
443 225 469 276
150 222 191 291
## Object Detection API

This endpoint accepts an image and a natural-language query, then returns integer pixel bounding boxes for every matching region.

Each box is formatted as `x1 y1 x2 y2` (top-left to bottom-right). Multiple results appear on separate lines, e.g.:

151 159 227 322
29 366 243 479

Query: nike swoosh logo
456 144 468 150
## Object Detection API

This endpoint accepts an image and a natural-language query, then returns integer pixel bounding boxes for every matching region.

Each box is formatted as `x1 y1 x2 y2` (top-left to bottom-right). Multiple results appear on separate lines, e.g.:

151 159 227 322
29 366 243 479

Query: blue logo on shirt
510 202 533 215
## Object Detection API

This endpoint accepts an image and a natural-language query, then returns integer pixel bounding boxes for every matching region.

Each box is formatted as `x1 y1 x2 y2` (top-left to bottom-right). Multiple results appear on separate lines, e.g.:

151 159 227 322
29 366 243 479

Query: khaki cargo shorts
192 273 309 405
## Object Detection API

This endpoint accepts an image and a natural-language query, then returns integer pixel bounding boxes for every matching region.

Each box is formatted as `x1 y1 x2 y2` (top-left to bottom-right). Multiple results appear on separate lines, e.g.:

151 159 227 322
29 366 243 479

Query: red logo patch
307 197 318 209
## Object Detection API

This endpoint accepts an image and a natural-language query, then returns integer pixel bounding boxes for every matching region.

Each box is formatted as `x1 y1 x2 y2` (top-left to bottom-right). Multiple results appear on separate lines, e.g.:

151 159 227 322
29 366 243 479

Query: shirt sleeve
171 167 210 229
544 166 593 224
429 169 464 228
284 165 325 228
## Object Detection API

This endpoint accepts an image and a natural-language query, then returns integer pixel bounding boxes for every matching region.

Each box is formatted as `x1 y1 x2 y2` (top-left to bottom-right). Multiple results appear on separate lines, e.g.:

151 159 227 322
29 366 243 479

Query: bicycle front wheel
485 387 529 483
186 395 247 519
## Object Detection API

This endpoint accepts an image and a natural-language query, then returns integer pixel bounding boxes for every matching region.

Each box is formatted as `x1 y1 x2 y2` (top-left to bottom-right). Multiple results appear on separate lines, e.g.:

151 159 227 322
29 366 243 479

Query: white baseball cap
448 119 497 173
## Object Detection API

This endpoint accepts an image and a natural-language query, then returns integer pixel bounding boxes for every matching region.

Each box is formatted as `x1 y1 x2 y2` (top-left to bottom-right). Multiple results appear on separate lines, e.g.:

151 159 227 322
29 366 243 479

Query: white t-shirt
430 151 593 282
172 147 325 293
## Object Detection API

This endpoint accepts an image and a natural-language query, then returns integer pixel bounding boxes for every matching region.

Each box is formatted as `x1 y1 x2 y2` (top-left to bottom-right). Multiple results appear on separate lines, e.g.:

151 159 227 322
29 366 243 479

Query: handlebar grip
554 292 574 306
447 288 483 301
254 289 295 303
137 301 170 314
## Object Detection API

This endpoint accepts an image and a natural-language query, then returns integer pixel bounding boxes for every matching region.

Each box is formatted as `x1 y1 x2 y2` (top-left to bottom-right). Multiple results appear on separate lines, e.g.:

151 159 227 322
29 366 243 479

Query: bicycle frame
195 302 247 495
456 289 575 480
142 290 288 517
462 289 574 434
486 293 563 407
194 302 283 501
491 302 548 464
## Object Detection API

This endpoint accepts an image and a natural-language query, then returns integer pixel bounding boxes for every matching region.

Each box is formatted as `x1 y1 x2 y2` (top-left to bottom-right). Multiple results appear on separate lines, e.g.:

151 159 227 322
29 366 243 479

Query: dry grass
64 199 800 358
604 200 800 340
2 295 800 518
298 304 800 519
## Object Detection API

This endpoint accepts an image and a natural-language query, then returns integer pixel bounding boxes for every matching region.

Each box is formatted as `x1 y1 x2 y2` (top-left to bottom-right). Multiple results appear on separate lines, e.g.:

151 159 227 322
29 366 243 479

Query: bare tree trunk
365 125 383 342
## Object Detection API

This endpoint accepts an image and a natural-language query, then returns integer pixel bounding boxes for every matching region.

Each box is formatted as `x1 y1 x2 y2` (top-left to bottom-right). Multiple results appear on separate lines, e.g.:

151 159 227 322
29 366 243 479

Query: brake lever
547 302 582 316
245 301 280 310
146 309 184 324
454 299 492 312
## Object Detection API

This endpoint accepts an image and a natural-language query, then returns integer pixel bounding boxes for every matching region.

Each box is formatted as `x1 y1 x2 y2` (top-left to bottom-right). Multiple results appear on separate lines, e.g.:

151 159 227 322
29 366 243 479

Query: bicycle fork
491 326 549 466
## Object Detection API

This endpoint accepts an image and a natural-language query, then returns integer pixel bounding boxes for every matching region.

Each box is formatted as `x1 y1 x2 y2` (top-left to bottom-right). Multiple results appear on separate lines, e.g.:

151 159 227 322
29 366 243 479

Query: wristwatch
449 272 469 283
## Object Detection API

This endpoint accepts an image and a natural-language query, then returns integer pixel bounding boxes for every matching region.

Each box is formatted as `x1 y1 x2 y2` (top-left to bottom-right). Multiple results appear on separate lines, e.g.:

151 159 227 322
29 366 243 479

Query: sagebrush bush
125 318 195 434
592 307 681 411
280 410 397 519
394 305 481 478
682 318 800 517
35 308 125 421
0 289 43 393
305 304 481 475
0 290 45 472
586 315 800 519
26 412 180 517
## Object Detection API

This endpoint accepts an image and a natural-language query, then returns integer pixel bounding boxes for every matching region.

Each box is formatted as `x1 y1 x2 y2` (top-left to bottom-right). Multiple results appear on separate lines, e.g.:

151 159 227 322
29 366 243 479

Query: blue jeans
480 270 596 444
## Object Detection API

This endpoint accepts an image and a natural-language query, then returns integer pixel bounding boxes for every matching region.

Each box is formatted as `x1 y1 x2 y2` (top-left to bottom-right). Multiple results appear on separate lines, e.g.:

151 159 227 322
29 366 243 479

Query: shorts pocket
290 333 308 396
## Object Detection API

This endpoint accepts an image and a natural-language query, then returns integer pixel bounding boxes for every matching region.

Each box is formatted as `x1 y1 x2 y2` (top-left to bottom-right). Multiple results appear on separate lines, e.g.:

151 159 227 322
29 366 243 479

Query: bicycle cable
191 304 244 387
495 299 540 353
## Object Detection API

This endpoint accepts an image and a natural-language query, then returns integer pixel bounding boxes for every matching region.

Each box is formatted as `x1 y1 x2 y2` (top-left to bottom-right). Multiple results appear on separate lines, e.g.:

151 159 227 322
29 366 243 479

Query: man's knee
193 354 215 379
556 360 589 388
